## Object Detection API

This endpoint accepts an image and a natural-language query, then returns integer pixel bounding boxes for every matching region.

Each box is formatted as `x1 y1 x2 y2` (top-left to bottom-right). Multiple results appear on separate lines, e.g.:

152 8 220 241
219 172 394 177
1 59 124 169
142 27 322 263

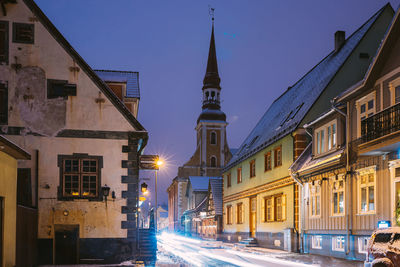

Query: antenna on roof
209 5 215 23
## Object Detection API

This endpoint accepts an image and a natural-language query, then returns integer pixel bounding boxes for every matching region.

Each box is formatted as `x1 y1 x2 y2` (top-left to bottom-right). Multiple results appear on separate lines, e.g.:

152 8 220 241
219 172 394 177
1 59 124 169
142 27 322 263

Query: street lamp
155 159 163 232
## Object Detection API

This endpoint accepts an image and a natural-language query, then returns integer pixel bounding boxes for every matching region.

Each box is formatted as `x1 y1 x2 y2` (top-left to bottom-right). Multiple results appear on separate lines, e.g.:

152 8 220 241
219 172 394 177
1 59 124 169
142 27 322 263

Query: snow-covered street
157 232 363 267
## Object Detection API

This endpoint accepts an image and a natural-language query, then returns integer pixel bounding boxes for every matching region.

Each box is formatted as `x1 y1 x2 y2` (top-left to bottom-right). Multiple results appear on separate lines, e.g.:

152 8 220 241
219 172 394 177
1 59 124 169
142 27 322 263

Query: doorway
249 196 257 238
54 225 79 264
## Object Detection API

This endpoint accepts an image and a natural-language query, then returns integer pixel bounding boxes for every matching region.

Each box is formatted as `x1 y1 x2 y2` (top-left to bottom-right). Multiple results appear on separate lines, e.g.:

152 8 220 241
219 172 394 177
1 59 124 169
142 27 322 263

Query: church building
167 20 232 233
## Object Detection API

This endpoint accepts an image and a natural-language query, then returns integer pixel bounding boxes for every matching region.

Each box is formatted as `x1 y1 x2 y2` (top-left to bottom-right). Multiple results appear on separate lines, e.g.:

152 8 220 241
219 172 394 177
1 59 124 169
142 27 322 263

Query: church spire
203 23 221 90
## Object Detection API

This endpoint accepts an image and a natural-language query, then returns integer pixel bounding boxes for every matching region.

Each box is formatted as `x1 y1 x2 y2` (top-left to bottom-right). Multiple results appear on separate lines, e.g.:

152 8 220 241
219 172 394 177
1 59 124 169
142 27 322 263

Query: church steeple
203 24 221 90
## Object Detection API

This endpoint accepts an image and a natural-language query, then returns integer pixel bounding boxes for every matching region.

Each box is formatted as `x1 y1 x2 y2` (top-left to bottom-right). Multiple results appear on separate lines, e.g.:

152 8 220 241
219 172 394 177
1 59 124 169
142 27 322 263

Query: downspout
331 99 351 255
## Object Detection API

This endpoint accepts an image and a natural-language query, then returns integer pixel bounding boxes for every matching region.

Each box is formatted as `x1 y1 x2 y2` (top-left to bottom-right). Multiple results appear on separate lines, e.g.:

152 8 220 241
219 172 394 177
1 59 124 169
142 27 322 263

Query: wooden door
55 225 79 264
250 196 257 238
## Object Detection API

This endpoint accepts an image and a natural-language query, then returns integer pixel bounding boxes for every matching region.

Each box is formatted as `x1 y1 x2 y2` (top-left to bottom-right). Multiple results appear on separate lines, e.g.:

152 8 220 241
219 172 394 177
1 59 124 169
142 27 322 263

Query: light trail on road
157 232 319 267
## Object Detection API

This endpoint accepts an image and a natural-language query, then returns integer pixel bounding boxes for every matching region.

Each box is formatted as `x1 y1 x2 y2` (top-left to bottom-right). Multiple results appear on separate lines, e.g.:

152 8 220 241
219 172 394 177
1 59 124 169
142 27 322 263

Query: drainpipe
331 99 351 255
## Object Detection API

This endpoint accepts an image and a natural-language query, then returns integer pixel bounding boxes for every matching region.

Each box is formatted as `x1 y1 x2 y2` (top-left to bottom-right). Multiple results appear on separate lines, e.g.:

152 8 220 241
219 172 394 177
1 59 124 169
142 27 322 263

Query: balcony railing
361 102 400 143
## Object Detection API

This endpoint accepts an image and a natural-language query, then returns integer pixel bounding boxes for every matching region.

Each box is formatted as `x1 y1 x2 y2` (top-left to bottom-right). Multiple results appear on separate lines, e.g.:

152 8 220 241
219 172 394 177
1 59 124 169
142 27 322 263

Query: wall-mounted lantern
141 182 148 194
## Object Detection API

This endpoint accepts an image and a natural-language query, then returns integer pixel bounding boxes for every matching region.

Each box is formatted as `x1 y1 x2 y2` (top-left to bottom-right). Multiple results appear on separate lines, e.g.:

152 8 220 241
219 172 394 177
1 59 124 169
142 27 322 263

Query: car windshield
374 233 392 243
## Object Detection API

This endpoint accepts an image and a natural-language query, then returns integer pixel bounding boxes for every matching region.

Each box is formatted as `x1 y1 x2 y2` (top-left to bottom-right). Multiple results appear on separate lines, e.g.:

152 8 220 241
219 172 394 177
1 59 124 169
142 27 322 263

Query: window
47 79 77 99
264 194 286 222
264 152 272 171
315 121 337 155
0 82 7 124
210 156 217 167
249 160 256 178
332 175 345 216
312 235 322 249
310 182 321 217
236 203 243 224
396 86 400 104
237 168 242 184
226 173 231 188
226 205 232 224
13 23 34 44
274 146 282 167
358 168 375 214
332 236 345 252
357 92 375 137
358 237 369 254
0 21 8 64
17 168 32 207
210 132 217 145
58 154 103 200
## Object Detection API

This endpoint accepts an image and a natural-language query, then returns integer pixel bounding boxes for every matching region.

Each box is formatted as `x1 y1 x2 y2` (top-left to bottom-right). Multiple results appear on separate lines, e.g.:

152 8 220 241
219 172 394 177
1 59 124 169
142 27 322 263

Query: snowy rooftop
225 6 385 170
94 70 140 98
209 178 223 216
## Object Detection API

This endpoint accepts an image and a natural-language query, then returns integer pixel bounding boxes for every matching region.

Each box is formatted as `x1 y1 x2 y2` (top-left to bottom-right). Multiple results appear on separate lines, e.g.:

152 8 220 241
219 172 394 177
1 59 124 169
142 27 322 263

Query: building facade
223 4 394 252
0 136 30 267
291 5 400 261
0 0 148 264
167 22 231 232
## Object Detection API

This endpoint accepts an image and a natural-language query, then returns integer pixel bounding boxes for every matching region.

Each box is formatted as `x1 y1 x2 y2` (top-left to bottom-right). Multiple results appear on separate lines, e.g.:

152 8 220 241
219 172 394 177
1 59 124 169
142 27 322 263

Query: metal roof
188 176 211 191
209 178 223 216
94 70 140 99
225 5 387 170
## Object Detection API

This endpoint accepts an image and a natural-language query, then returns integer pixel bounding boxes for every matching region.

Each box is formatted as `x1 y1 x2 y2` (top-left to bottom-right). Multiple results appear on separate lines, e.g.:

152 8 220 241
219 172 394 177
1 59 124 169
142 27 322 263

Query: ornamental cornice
223 176 294 203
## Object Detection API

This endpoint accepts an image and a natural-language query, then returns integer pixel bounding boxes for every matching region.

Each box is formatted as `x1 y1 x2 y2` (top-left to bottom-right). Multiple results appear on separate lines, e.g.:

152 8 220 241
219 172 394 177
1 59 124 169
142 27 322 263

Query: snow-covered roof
95 70 140 98
209 178 223 216
225 6 386 170
189 176 211 191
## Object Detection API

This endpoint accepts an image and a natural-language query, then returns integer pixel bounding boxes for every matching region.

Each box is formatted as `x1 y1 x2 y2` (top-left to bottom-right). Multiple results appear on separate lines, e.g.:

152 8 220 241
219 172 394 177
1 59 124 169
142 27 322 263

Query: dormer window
315 120 337 155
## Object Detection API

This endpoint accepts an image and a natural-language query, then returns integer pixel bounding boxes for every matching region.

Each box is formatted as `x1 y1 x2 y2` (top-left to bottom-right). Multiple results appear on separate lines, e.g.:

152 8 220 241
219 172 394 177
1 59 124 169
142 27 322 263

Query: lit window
358 168 375 214
312 235 322 249
332 175 345 216
58 154 102 200
358 237 369 254
332 236 345 252
310 183 321 217
249 160 256 178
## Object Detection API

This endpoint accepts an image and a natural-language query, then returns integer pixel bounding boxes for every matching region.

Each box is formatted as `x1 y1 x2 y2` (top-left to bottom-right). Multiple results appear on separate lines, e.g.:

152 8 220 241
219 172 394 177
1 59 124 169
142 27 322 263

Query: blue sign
378 220 391 229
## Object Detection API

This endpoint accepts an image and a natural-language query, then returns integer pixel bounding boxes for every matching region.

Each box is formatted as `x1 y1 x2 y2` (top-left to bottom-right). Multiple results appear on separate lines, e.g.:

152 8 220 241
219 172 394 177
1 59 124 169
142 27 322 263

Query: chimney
335 31 345 52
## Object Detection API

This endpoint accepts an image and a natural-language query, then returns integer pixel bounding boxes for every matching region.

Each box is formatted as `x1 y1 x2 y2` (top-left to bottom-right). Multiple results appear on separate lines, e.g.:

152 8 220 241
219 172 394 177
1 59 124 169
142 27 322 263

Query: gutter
331 99 352 255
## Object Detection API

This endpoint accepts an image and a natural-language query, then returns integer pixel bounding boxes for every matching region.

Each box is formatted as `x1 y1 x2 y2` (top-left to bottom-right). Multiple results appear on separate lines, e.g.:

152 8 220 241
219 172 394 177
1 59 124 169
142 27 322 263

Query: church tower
179 18 232 177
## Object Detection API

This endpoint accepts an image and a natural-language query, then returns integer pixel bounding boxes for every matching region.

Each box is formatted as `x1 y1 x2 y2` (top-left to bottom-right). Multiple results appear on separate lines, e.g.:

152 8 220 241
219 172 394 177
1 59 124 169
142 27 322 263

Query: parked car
365 227 400 267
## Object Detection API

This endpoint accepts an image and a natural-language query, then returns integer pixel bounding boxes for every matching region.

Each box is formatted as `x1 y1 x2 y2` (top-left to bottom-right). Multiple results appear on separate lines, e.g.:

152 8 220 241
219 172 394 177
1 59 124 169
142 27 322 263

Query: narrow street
157 233 363 267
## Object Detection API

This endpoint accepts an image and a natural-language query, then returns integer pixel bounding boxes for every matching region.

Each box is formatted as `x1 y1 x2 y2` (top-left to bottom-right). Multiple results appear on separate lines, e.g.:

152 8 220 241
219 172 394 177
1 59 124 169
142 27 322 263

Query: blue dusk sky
36 0 400 206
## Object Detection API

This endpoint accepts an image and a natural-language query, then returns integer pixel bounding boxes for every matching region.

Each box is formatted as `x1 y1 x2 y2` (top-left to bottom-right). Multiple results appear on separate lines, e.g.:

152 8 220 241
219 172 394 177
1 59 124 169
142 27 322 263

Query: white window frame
356 91 376 138
309 181 321 218
389 77 400 106
314 119 337 155
332 236 345 252
358 236 370 254
311 235 323 249
357 166 376 215
331 174 345 216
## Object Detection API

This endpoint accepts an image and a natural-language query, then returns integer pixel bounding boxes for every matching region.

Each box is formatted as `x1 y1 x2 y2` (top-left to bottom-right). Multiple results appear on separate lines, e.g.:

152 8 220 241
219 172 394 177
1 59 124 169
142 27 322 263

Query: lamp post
155 159 163 232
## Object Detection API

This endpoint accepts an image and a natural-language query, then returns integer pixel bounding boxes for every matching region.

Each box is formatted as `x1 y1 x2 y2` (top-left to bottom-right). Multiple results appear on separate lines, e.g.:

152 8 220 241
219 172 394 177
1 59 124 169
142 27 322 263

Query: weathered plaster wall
1 2 135 135
6 135 128 239
0 152 17 267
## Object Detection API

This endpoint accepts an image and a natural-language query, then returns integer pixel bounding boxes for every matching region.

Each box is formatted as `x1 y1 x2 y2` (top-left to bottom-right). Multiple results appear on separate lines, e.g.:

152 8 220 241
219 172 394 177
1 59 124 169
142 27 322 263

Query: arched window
210 156 217 167
210 132 217 145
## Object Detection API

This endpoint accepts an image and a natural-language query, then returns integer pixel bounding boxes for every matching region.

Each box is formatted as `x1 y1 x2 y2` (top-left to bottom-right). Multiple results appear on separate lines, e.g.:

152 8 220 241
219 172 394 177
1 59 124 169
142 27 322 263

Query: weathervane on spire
209 6 215 23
